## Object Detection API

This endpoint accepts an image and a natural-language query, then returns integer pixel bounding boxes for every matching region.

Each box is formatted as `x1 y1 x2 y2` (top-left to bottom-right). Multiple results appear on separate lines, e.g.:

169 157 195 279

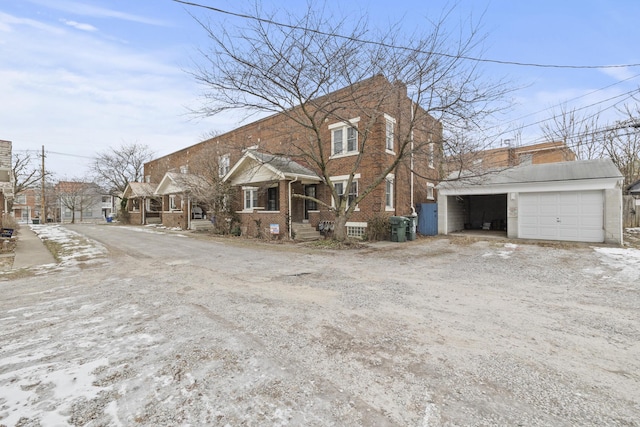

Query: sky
1 0 640 179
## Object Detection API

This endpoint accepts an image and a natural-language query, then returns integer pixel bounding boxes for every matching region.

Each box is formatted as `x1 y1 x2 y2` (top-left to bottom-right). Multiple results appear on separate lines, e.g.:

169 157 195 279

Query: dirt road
1 224 638 426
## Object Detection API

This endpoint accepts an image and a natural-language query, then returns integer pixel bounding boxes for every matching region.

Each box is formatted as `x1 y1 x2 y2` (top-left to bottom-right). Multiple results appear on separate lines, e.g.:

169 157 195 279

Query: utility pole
41 145 45 222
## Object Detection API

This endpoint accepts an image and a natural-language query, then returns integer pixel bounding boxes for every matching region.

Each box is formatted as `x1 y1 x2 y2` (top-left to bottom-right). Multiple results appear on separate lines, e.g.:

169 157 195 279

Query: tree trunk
333 214 348 241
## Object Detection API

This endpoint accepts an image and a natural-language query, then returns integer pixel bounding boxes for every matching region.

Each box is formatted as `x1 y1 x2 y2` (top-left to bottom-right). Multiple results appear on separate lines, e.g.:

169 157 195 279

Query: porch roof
123 182 157 199
155 172 208 196
223 150 321 185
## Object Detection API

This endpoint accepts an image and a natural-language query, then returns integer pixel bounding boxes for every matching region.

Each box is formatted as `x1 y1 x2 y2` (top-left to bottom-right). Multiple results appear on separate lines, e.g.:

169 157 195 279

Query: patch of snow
593 246 640 282
29 224 108 271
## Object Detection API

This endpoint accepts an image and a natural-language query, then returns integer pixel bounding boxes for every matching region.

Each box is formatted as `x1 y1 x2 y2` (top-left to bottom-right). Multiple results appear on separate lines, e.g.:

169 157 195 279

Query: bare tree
603 104 640 189
56 180 101 224
92 142 153 194
9 151 49 212
187 3 510 240
540 105 605 160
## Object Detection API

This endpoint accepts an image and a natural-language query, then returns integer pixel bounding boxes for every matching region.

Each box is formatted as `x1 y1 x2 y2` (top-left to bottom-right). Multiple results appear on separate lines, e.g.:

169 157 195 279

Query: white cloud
600 66 638 82
60 19 97 32
25 0 170 26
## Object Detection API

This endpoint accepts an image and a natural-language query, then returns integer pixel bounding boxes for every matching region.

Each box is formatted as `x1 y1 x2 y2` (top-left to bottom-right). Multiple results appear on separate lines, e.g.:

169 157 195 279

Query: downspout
186 195 191 230
288 176 298 239
410 101 415 212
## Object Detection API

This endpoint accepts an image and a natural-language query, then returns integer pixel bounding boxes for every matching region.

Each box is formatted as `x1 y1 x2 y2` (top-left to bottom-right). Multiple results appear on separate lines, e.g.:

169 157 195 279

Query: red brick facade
144 75 442 237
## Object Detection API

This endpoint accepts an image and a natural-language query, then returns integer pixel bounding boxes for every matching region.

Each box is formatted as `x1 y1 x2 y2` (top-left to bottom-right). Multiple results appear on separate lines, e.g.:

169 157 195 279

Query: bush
365 214 390 242
1 214 19 230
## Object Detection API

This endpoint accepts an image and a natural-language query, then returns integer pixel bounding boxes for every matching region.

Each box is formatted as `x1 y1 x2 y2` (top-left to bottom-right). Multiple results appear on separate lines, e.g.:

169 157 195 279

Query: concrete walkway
13 226 56 269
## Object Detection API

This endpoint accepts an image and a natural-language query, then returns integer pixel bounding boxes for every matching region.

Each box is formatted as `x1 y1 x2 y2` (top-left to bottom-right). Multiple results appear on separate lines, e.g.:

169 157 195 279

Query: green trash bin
389 216 407 242
32 218 40 224
405 215 417 241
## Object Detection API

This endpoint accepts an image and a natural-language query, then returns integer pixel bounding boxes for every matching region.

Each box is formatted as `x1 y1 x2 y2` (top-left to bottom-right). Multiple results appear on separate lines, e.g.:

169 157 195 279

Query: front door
304 185 317 221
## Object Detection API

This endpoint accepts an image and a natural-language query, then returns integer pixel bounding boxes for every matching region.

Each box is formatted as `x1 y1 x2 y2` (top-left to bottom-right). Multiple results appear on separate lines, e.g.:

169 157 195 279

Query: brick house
143 75 442 238
445 141 576 176
0 140 14 217
122 182 161 225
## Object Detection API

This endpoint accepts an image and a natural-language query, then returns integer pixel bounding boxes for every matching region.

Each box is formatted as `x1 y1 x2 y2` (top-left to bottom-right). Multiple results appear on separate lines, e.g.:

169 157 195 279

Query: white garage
437 159 624 244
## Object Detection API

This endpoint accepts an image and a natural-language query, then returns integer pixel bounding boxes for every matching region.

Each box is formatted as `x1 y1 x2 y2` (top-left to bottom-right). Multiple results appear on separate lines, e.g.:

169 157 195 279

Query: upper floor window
180 165 188 174
384 114 396 153
329 118 360 157
15 194 26 204
219 154 230 177
428 143 435 169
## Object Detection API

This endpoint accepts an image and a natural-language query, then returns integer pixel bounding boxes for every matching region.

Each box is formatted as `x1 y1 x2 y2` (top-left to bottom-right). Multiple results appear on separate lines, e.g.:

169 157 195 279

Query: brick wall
145 76 442 234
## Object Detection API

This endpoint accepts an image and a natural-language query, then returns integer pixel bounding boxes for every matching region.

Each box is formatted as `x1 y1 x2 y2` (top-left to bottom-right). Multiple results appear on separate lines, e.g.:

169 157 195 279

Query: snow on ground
482 242 519 259
30 224 108 270
120 225 187 237
592 244 640 282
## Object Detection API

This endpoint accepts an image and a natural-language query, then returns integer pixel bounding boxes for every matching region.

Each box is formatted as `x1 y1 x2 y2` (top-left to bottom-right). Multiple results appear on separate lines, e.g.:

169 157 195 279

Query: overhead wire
173 0 640 156
172 0 640 70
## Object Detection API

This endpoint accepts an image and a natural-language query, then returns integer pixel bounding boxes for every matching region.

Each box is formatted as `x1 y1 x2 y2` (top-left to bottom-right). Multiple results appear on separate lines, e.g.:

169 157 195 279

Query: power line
47 150 95 160
173 0 640 70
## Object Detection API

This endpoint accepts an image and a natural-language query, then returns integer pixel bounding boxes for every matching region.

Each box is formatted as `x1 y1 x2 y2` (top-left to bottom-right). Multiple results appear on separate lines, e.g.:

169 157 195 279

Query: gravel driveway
1 224 638 426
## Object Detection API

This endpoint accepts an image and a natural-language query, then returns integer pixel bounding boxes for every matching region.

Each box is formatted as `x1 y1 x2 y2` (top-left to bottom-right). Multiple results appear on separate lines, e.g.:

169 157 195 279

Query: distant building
55 181 113 223
0 140 14 217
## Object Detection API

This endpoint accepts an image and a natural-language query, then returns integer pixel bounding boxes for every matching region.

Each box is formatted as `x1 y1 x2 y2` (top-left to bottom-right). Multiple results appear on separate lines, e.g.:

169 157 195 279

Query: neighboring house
445 141 576 176
0 140 14 216
144 75 442 238
628 179 640 198
12 187 39 223
437 158 624 244
122 182 160 225
55 181 113 223
153 172 210 230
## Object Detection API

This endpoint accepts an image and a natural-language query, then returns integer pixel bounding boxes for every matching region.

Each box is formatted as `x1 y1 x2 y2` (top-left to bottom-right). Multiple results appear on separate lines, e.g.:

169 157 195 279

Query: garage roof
438 159 623 195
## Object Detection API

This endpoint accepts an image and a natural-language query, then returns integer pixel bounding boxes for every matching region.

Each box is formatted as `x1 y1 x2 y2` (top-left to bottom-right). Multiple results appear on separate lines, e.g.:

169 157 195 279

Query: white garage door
519 191 604 242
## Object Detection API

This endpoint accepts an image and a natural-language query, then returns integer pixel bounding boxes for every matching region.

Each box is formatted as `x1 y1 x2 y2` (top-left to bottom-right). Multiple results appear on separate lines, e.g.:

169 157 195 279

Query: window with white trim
15 194 26 204
385 114 395 152
169 195 177 210
427 182 435 200
219 154 230 177
243 187 258 210
331 174 360 210
329 118 360 156
180 165 188 174
385 174 394 210
428 143 435 169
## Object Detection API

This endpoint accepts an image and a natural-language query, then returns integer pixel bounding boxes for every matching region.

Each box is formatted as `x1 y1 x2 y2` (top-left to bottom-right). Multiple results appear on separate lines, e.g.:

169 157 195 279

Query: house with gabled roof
143 75 442 239
122 182 160 225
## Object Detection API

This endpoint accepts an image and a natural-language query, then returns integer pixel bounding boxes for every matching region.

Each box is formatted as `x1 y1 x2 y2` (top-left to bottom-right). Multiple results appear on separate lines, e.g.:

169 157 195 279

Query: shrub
365 214 390 242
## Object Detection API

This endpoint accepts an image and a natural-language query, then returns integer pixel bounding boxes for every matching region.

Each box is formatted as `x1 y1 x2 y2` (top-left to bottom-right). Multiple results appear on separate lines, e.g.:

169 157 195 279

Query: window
385 175 394 210
15 194 26 204
329 118 360 156
131 199 140 211
169 195 177 210
427 182 435 200
102 196 110 203
428 143 435 169
346 222 367 239
219 154 230 177
243 187 258 210
385 114 396 152
332 174 359 210
267 187 279 211
180 165 188 174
